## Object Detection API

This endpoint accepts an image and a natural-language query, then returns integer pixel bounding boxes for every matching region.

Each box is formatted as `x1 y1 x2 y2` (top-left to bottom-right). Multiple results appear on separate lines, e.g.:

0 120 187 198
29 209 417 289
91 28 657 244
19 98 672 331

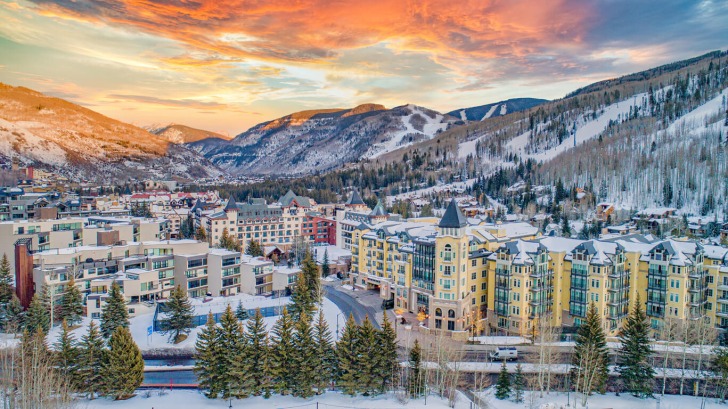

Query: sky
0 0 727 136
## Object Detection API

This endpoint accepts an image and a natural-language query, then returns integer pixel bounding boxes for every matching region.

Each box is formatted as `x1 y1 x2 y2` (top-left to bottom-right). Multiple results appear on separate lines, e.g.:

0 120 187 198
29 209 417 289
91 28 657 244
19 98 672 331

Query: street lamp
228 398 232 408
335 312 346 339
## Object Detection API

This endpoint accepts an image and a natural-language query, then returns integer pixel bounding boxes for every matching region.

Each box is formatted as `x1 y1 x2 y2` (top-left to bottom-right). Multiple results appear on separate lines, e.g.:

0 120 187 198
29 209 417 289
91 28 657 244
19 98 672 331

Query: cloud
107 94 230 109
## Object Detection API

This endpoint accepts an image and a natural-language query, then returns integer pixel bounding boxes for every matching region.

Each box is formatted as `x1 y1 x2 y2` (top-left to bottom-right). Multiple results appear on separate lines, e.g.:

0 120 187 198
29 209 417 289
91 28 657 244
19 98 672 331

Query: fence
153 302 285 332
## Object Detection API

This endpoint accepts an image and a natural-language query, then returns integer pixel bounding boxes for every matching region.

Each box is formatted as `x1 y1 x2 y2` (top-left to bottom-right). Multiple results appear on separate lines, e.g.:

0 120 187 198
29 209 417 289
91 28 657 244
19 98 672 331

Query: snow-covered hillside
363 104 450 159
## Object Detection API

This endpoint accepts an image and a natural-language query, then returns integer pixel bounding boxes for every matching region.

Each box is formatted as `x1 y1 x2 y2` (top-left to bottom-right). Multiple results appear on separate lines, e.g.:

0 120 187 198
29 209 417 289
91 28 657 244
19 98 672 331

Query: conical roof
439 199 467 228
223 196 238 212
346 190 365 206
370 199 387 217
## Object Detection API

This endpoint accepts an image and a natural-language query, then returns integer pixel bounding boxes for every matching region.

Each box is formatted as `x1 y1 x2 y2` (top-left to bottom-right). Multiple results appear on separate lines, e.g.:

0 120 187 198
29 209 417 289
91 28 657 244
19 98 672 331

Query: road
324 284 381 330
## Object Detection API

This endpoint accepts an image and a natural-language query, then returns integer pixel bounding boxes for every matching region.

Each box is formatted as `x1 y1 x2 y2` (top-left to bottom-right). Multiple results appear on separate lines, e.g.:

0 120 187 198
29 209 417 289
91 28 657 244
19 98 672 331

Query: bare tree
532 314 560 397
657 317 679 396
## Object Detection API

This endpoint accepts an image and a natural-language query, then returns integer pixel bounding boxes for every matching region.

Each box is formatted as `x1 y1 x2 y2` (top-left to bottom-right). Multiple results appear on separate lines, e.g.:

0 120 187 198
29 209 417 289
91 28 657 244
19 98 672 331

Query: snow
469 336 529 345
46 293 344 353
482 104 499 120
499 104 507 116
364 105 450 159
83 389 473 409
477 389 725 409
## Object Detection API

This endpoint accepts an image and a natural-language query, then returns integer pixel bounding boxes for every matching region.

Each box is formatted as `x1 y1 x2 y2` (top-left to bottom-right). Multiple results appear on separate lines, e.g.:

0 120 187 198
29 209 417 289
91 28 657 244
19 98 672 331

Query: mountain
148 124 232 144
447 98 548 122
0 83 221 181
190 103 458 176
376 50 728 216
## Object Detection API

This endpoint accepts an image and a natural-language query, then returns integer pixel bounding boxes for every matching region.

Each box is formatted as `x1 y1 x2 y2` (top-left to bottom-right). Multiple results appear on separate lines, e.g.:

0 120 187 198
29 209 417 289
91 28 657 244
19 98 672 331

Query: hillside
148 124 232 144
372 50 728 218
447 98 548 122
190 103 458 176
0 83 221 181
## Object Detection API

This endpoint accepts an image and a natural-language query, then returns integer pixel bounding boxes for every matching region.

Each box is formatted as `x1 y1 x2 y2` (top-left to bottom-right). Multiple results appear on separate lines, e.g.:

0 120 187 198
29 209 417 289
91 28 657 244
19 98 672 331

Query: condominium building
350 199 728 340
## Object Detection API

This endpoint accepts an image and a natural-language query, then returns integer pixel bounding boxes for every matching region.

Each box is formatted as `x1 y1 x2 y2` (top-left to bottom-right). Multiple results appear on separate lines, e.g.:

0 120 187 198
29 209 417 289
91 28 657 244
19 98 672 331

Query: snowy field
477 389 725 409
84 389 473 409
44 292 344 353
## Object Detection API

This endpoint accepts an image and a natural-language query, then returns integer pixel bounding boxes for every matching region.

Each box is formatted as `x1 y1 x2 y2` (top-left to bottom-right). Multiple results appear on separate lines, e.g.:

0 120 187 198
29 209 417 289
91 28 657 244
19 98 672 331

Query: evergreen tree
54 320 81 391
163 285 194 343
239 309 270 397
195 313 223 398
25 292 50 334
313 309 335 394
3 294 24 333
195 225 207 241
100 282 129 338
218 305 244 398
0 253 13 304
321 249 330 278
60 276 83 325
618 295 654 397
356 316 379 395
235 300 249 321
408 339 424 398
102 326 144 400
572 303 609 396
79 320 106 399
374 313 398 393
420 204 434 217
561 216 571 237
336 314 359 396
218 228 240 251
513 363 525 403
292 310 316 397
302 252 321 304
495 361 511 400
289 268 314 320
246 240 264 257
269 308 296 395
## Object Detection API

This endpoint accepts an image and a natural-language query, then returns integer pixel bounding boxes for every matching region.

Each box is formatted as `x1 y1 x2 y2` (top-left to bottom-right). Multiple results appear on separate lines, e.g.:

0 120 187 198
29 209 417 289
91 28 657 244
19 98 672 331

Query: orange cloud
28 0 593 67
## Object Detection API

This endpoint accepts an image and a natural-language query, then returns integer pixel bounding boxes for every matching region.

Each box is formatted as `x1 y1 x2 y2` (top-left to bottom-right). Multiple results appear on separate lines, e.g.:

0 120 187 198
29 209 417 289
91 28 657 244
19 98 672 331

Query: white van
489 347 518 361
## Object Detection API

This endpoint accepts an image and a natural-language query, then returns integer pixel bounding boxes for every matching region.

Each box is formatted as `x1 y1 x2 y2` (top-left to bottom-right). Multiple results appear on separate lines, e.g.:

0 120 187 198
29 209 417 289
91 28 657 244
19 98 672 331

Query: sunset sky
1 0 726 136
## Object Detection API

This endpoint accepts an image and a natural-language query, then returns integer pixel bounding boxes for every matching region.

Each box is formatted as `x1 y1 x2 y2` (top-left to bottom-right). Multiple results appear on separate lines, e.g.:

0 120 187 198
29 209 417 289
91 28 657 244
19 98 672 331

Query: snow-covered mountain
147 124 232 144
447 98 548 122
190 103 458 176
0 83 221 181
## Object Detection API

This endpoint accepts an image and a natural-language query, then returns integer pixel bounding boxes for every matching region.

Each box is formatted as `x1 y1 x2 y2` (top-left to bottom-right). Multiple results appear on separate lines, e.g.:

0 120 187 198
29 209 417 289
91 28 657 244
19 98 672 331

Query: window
448 309 455 318
435 308 442 317
471 260 477 267
447 320 455 331
481 283 486 290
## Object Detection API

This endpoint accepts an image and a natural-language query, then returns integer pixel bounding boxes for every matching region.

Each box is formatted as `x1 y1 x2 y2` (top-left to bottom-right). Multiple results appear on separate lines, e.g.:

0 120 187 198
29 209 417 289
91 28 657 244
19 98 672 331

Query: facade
350 201 728 339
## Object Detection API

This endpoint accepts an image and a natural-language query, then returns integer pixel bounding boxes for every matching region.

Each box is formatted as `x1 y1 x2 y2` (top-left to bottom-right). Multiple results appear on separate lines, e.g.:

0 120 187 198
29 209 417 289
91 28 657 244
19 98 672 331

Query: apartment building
350 200 728 339
28 238 300 318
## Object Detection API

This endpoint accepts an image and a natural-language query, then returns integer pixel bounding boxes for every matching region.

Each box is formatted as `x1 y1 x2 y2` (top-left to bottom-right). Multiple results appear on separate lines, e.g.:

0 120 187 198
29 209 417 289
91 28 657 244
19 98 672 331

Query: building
302 213 336 245
349 201 728 340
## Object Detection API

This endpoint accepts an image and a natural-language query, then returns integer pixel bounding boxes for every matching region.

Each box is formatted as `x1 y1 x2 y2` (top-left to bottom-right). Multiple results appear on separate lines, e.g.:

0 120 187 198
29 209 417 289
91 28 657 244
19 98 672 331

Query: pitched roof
439 199 467 228
278 189 312 208
370 199 387 217
346 190 365 206
223 196 238 212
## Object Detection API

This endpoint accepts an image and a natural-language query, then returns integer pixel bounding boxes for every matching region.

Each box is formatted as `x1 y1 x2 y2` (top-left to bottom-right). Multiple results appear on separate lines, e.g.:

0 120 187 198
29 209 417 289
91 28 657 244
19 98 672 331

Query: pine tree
60 276 83 325
79 320 106 399
269 308 296 395
618 295 654 397
163 285 194 343
25 292 50 334
374 313 398 393
54 320 81 391
321 249 330 278
195 225 207 241
573 303 609 398
239 309 270 397
235 300 249 321
3 294 25 333
102 326 144 400
100 282 129 338
495 361 511 400
218 228 240 251
195 313 223 398
561 216 571 237
408 339 424 398
292 310 316 397
513 363 525 403
336 314 359 396
289 269 313 320
0 253 13 304
218 304 244 398
313 309 335 394
246 240 263 257
356 315 379 395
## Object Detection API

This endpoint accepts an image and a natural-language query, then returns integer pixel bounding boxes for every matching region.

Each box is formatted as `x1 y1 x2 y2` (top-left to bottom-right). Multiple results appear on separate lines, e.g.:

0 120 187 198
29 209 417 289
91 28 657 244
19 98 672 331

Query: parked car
489 346 518 361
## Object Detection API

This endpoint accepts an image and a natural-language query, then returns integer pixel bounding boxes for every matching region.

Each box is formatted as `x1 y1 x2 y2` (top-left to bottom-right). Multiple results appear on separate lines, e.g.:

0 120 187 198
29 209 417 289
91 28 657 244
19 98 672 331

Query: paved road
324 284 381 330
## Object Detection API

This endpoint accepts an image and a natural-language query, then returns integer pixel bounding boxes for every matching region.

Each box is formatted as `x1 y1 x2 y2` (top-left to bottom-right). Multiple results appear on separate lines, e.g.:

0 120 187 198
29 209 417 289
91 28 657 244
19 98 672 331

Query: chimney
14 238 34 308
